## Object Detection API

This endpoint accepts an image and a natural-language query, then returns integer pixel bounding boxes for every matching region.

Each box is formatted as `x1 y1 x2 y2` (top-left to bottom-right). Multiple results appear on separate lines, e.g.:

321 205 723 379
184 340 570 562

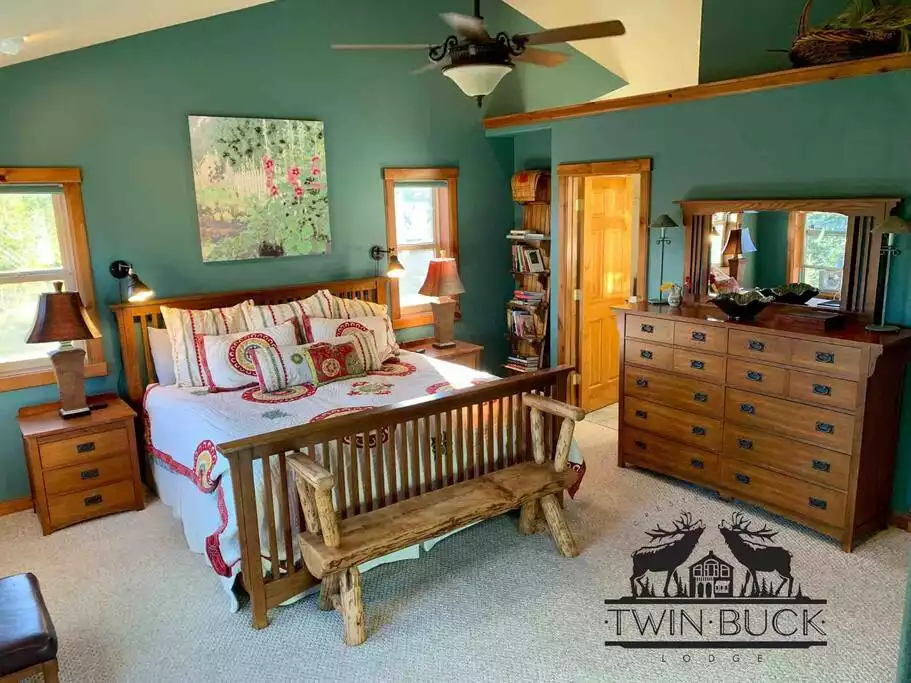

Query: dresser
18 395 144 535
614 303 911 551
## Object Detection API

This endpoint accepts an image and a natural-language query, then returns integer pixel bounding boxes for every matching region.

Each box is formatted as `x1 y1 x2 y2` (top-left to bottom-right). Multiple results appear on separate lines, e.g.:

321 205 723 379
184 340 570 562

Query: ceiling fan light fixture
442 62 513 97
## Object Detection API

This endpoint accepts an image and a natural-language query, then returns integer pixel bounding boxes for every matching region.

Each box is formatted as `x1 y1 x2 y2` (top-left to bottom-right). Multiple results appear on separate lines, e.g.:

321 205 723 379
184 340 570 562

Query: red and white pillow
305 315 397 362
161 301 252 388
331 296 400 358
197 321 299 391
242 289 337 340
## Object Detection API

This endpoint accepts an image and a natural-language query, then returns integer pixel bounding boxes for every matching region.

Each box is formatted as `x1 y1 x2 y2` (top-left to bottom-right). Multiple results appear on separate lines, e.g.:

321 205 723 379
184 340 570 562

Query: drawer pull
809 497 828 510
641 323 654 334
692 426 706 436
816 422 834 434
740 403 755 415
84 494 103 507
634 440 647 450
691 331 707 342
737 438 753 450
640 349 653 360
76 442 96 454
815 351 835 364
735 473 751 485
80 468 100 480
746 370 763 382
693 392 708 403
748 339 765 352
690 458 705 469
636 377 649 388
635 410 648 419
690 360 705 370
812 459 831 473
812 383 832 396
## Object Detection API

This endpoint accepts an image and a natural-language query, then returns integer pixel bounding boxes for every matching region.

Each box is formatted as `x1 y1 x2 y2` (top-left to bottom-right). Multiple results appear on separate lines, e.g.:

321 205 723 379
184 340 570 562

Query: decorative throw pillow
161 301 253 387
307 314 397 362
197 321 299 391
332 295 401 358
250 332 381 392
304 338 368 387
242 289 337 339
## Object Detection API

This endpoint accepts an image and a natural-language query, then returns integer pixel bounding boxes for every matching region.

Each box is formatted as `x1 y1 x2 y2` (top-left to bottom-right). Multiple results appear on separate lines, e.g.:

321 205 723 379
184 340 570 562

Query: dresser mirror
680 198 899 314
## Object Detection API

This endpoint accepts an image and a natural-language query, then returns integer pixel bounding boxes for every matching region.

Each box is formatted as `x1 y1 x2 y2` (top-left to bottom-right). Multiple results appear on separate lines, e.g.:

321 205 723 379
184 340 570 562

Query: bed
112 277 573 627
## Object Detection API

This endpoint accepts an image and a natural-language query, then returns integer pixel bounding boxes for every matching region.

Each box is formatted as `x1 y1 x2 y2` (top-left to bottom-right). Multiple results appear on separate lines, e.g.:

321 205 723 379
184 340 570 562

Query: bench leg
318 573 340 611
339 567 366 646
540 493 579 558
43 658 60 683
518 500 539 535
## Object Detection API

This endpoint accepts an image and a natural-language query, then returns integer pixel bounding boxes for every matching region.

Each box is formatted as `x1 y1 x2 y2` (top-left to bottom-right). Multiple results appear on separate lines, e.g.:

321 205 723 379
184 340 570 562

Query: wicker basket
511 170 550 204
790 0 902 67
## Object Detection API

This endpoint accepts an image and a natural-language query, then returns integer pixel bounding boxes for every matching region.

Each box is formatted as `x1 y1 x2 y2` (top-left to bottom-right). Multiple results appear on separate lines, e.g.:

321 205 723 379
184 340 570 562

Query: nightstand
403 339 484 370
18 394 144 535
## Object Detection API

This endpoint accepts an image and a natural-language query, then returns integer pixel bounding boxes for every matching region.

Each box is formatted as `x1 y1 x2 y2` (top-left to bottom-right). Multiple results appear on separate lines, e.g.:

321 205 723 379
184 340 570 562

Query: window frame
789 211 847 300
0 167 106 392
383 167 460 330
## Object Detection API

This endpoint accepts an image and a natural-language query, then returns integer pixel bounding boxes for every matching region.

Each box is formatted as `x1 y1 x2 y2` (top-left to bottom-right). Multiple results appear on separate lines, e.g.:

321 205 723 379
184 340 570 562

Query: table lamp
865 214 910 333
419 253 465 348
721 227 757 281
26 282 102 418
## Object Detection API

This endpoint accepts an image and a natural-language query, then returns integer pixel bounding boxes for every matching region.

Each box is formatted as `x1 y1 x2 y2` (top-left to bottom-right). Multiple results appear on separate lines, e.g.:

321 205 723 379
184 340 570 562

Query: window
789 211 849 300
0 168 105 391
383 168 459 329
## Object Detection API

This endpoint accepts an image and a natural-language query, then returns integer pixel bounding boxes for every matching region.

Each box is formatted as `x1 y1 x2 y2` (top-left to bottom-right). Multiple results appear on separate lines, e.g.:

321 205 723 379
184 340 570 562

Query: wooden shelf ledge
484 52 911 130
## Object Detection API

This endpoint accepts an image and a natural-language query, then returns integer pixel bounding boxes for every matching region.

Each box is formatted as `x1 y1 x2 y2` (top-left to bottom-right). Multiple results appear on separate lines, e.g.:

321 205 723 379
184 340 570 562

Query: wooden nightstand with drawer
401 339 483 370
18 395 144 535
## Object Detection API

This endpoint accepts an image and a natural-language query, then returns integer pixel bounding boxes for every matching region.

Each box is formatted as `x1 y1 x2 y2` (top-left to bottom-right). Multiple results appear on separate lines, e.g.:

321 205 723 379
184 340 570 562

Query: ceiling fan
332 0 625 106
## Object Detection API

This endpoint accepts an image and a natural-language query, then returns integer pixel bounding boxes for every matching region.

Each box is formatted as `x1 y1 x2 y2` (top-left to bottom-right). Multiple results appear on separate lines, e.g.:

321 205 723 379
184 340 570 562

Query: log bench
288 394 585 645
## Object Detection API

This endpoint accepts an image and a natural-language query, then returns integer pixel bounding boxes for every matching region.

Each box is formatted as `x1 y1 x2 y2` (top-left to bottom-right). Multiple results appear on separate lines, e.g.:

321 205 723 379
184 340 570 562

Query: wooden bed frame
111 276 572 628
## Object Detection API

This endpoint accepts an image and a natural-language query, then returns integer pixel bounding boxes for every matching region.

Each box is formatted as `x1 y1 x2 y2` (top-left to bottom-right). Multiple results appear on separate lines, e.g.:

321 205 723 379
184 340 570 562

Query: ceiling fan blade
517 20 626 46
514 47 570 68
332 44 435 50
412 61 444 75
440 12 490 41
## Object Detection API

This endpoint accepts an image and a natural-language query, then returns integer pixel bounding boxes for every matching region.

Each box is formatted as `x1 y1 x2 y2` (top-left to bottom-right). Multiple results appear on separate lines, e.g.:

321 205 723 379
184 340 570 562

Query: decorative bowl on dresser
614 303 911 551
17 395 144 535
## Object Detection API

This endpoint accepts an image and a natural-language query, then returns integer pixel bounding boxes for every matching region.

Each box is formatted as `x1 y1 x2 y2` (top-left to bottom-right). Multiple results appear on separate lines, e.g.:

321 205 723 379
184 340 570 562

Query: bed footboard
219 366 572 629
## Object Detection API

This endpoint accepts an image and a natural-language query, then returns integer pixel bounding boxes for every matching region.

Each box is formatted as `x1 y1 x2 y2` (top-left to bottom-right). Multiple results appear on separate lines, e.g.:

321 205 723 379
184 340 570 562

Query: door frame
556 158 653 406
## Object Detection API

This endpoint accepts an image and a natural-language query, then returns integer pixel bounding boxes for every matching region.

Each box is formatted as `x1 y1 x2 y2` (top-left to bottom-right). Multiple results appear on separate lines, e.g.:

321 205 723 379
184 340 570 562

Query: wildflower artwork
188 115 331 262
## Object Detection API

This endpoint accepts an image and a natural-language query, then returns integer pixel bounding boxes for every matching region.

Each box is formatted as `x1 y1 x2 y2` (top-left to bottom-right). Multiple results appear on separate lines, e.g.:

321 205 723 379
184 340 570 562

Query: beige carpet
1 416 908 683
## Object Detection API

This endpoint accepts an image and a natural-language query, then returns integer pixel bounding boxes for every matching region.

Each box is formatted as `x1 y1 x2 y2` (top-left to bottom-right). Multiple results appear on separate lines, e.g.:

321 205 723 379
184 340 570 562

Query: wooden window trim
0 167 107 392
383 167 460 330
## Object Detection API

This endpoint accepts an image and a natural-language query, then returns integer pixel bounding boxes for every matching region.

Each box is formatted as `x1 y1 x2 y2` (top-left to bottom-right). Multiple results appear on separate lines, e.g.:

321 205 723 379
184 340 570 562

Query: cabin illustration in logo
688 550 733 598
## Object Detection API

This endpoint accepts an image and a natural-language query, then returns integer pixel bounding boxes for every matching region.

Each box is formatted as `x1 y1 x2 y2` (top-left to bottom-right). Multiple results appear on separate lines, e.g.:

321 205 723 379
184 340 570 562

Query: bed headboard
110 276 387 407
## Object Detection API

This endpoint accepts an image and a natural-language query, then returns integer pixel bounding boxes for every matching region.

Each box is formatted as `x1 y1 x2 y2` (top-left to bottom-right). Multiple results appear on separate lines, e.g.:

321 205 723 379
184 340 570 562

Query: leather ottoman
0 574 58 682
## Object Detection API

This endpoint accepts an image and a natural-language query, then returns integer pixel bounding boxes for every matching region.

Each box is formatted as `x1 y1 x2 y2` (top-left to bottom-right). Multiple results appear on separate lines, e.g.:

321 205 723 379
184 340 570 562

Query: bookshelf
505 171 551 375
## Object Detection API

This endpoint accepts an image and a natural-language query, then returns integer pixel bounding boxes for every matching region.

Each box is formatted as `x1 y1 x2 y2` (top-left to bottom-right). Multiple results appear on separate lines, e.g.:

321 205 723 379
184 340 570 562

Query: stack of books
508 229 547 241
509 290 545 308
505 355 540 373
511 244 546 272
508 310 539 338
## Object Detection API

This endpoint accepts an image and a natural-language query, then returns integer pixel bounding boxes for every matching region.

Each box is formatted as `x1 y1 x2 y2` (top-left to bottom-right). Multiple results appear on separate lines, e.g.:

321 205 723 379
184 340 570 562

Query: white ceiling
506 0 703 99
0 0 272 68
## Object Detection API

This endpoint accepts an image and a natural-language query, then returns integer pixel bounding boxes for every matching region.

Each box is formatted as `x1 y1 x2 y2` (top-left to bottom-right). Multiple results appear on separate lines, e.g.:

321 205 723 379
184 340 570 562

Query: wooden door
580 175 633 411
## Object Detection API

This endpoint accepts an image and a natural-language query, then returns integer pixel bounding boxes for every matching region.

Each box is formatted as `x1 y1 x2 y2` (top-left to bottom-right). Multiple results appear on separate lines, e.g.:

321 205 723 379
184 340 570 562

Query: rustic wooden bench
288 393 585 645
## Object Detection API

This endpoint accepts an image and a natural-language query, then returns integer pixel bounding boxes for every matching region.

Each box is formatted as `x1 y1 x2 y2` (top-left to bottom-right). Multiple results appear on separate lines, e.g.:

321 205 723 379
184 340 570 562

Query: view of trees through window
394 185 437 310
801 211 848 297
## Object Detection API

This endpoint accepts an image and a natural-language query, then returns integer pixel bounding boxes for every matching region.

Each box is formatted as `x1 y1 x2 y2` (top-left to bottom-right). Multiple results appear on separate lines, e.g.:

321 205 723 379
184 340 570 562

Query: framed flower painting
188 115 331 262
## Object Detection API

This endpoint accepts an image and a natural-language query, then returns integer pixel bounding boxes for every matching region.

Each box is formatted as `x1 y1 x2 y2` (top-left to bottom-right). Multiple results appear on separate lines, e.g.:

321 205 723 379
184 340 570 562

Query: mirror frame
678 197 900 314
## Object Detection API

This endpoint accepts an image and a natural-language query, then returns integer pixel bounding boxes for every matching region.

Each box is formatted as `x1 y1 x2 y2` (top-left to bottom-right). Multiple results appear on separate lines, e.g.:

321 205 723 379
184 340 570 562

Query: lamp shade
419 257 465 297
874 215 911 235
386 253 405 279
127 272 155 302
649 214 679 229
26 282 101 344
722 227 757 259
442 63 513 97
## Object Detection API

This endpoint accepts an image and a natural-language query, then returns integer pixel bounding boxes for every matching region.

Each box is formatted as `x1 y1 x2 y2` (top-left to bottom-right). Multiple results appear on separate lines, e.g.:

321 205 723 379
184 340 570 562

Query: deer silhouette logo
630 512 704 597
718 512 795 597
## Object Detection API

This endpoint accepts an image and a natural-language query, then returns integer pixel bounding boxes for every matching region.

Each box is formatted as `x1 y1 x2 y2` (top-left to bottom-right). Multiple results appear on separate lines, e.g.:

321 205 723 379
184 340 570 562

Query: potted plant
790 0 911 67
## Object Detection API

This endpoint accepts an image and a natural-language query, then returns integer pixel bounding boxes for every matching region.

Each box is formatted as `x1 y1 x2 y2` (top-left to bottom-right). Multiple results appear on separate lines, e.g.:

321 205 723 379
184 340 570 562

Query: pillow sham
148 327 176 386
198 321 299 391
242 289 337 338
161 301 252 388
306 315 397 362
250 332 381 392
332 295 400 358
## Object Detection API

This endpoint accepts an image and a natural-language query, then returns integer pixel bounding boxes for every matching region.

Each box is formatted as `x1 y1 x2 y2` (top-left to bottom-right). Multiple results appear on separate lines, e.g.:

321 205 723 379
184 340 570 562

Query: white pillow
306 316 396 362
161 301 253 387
148 327 176 386
198 321 300 391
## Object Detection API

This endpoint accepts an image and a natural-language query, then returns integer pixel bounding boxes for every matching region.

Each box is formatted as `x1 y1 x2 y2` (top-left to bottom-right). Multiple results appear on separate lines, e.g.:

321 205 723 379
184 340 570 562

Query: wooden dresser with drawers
614 303 911 550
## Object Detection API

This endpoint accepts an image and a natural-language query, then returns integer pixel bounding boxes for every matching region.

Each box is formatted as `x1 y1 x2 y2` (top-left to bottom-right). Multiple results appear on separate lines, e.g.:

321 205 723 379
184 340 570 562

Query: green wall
0 0 527 502
754 211 790 288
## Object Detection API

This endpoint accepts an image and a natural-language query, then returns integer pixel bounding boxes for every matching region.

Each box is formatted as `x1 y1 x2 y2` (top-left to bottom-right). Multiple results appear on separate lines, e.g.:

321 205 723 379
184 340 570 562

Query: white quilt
144 351 500 607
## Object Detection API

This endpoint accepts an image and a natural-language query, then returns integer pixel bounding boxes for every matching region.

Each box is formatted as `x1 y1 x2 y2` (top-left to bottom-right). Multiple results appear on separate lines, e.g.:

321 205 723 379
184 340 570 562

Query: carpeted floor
1 412 908 682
